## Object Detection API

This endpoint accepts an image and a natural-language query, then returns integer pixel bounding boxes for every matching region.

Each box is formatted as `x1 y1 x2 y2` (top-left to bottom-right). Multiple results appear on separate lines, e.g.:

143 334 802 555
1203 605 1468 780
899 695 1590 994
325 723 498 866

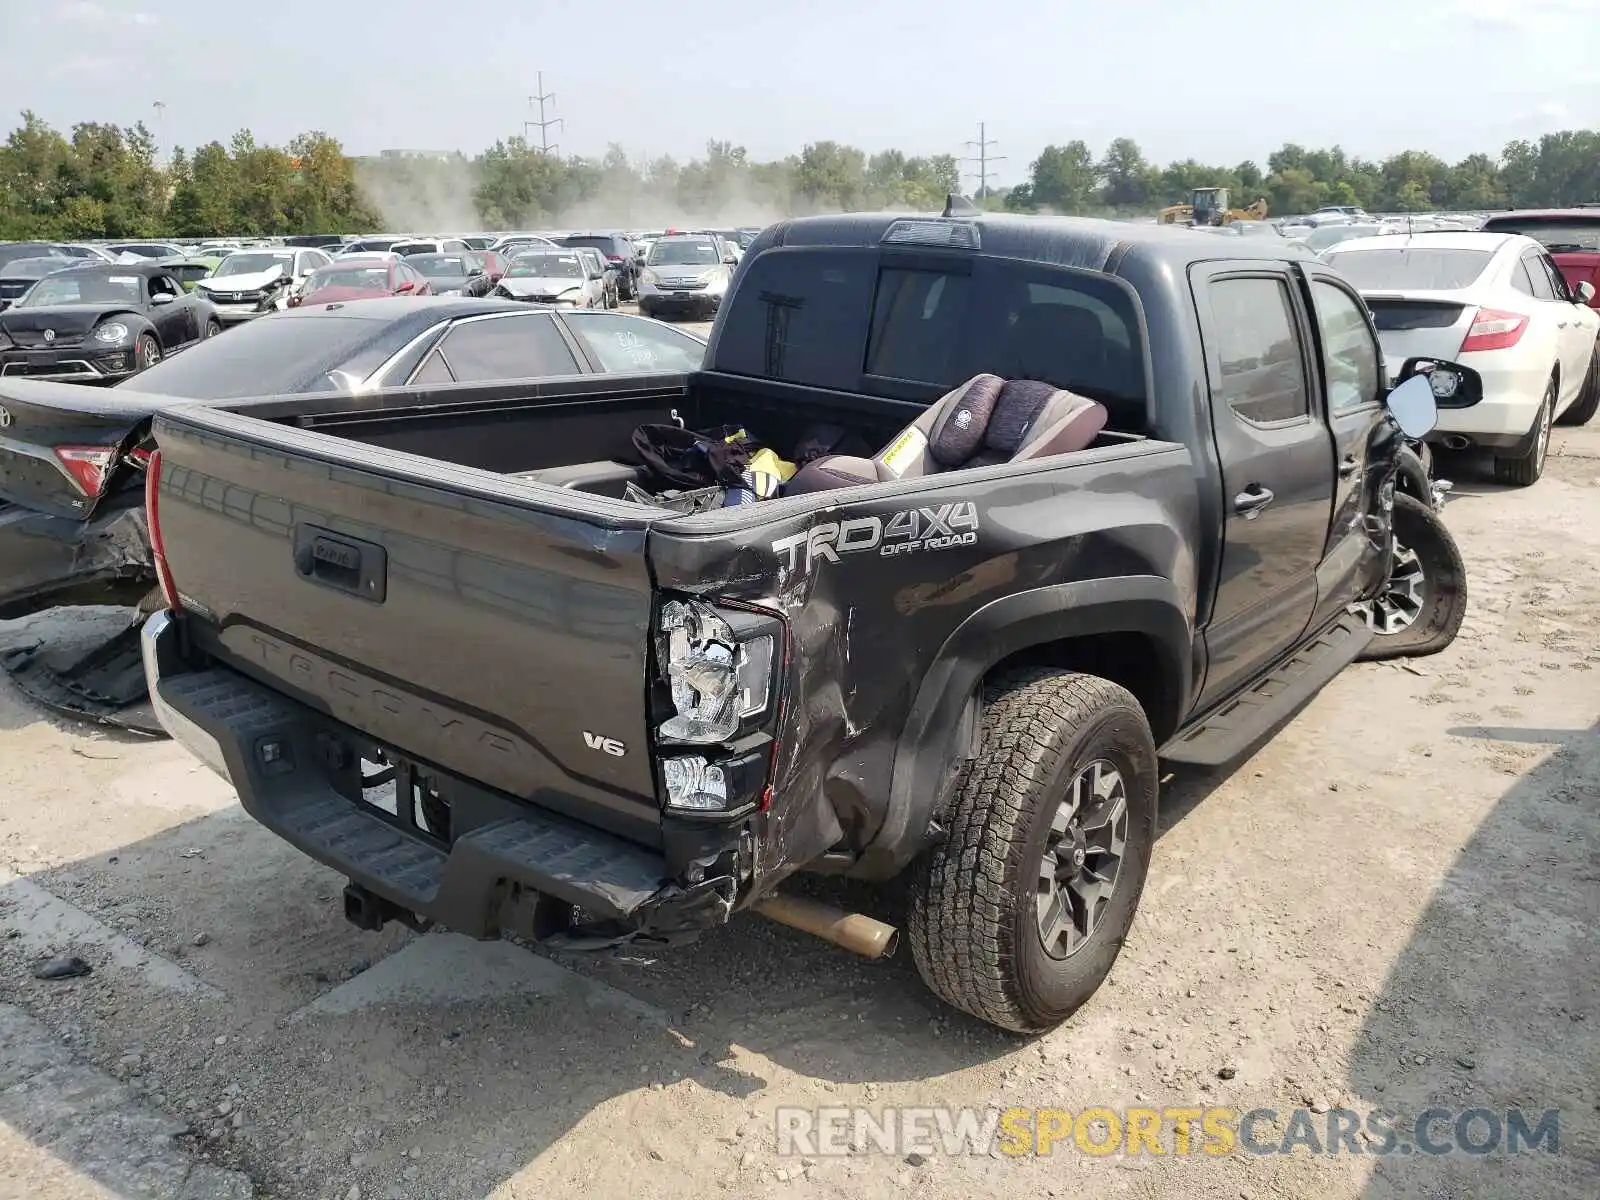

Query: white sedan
1324 232 1600 486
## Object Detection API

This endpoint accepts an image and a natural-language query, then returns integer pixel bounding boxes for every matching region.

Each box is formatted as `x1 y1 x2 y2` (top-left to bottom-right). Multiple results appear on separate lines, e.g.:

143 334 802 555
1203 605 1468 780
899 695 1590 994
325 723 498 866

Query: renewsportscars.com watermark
776 1105 1561 1159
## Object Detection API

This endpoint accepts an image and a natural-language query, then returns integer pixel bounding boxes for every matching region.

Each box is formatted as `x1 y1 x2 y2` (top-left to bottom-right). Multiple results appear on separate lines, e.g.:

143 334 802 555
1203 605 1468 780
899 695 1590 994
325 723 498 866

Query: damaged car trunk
0 380 161 726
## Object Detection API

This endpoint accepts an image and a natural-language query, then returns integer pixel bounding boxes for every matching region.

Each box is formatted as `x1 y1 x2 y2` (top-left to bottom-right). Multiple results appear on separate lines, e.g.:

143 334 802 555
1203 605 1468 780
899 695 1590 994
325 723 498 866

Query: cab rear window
714 246 1147 420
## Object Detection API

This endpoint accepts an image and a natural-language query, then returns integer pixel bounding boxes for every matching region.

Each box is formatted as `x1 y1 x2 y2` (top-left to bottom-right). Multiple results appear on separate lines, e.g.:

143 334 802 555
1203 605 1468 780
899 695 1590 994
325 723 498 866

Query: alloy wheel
1036 760 1129 960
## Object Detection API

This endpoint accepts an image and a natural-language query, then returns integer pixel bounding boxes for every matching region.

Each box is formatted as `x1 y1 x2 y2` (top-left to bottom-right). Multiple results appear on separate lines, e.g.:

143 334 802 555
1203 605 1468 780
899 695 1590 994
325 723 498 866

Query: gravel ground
0 428 1596 1200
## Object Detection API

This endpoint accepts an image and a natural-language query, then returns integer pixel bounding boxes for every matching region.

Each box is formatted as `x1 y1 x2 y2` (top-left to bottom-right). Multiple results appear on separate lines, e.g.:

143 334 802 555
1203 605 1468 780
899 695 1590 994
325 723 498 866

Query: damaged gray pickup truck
140 205 1478 1032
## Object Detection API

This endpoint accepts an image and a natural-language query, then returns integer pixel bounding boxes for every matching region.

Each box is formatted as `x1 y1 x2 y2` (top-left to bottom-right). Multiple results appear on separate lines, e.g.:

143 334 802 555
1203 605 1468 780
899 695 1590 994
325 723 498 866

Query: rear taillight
145 449 180 611
53 446 118 498
1459 307 1529 353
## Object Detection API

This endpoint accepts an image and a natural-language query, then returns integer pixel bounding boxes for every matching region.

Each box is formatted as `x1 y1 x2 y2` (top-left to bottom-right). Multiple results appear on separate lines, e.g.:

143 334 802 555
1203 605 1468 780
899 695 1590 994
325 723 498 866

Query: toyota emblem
0 406 10 429
42 329 55 343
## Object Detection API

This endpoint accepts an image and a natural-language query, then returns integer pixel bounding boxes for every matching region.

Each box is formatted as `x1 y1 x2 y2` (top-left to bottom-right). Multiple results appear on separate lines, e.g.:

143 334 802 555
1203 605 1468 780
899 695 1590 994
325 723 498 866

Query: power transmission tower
962 122 1005 199
524 73 563 155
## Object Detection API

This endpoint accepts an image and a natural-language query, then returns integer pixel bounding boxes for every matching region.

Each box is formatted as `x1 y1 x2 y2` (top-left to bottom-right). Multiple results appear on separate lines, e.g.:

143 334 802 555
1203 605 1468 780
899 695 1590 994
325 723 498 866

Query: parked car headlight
655 599 777 745
93 321 131 344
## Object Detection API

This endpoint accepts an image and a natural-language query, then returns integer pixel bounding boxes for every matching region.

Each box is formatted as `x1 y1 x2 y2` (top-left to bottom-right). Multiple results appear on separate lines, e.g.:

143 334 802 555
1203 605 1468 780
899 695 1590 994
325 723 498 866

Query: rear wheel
1493 376 1554 487
1556 343 1599 427
202 318 222 339
907 669 1158 1033
1353 493 1468 660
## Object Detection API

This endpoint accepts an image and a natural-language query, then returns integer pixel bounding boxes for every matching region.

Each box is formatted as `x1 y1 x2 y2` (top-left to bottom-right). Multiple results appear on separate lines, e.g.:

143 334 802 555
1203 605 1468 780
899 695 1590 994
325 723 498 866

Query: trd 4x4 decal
772 502 979 575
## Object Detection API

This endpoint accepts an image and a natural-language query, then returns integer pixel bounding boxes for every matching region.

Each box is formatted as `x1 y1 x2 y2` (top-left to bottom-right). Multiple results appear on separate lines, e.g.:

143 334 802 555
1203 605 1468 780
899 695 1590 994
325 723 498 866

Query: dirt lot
1 428 1596 1200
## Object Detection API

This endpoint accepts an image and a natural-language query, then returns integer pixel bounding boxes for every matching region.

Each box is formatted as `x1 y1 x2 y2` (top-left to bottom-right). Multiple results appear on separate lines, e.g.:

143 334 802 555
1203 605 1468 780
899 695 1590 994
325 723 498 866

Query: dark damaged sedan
0 261 220 385
1 298 707 631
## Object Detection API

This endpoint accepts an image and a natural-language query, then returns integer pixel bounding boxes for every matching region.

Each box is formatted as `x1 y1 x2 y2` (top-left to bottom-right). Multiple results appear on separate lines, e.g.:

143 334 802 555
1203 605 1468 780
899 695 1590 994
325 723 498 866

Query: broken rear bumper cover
0 500 153 620
139 611 739 944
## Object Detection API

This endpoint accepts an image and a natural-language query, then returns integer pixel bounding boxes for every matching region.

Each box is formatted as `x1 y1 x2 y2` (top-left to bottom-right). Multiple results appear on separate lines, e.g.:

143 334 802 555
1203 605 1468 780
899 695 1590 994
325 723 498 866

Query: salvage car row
0 200 1595 1036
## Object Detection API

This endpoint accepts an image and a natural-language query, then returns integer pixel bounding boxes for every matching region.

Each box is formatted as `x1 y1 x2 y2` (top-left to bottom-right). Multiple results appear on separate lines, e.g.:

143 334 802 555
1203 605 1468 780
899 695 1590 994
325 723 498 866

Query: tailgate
0 378 156 518
149 406 666 842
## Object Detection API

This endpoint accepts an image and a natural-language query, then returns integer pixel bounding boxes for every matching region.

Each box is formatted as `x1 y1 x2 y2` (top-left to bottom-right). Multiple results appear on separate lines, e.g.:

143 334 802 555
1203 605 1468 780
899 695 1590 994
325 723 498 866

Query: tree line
2 109 1596 241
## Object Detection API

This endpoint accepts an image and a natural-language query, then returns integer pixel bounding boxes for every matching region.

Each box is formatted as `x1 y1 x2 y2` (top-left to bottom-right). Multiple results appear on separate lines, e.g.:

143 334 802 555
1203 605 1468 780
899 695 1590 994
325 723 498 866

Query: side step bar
1160 612 1373 767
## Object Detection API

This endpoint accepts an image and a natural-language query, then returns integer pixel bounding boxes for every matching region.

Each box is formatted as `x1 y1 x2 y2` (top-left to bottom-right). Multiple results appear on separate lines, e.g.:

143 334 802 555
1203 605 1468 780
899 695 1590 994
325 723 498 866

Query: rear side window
1208 277 1309 424
1521 254 1556 300
436 314 580 382
1537 254 1572 300
565 312 705 373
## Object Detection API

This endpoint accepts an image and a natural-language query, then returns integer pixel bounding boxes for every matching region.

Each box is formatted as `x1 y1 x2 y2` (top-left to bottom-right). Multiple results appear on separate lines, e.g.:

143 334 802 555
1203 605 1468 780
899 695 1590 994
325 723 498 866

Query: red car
1480 209 1600 309
290 257 431 307
475 250 508 284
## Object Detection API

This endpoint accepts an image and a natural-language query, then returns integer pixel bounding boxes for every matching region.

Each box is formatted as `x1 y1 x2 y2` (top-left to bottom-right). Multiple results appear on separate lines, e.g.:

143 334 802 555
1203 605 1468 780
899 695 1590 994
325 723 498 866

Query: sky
5 0 1599 186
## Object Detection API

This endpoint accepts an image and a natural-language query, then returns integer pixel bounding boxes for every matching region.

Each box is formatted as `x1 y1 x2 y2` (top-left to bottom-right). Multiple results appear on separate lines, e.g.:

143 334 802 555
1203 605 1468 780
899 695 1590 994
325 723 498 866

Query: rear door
1532 251 1590 404
1519 248 1583 406
1301 267 1389 625
1191 262 1337 706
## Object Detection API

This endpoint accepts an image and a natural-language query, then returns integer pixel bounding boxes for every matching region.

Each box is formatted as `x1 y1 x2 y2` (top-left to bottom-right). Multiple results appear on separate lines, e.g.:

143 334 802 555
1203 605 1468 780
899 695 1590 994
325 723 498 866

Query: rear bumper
140 611 739 944
1426 354 1548 450
0 499 152 619
639 291 721 315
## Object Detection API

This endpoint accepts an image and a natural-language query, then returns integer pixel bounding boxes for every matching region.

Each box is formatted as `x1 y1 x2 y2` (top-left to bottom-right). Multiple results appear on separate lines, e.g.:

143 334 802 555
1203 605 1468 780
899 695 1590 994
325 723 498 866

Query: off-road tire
1355 493 1468 661
907 669 1158 1033
1493 376 1554 487
1556 343 1599 427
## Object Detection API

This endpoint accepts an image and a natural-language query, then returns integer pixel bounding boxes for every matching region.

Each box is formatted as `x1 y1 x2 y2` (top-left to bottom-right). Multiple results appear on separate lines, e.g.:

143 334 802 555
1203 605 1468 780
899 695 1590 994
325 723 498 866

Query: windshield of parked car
305 266 391 292
1482 219 1600 253
15 271 141 306
1325 247 1495 290
216 252 294 277
406 254 472 277
390 242 438 257
648 239 720 266
507 254 584 279
2 257 75 281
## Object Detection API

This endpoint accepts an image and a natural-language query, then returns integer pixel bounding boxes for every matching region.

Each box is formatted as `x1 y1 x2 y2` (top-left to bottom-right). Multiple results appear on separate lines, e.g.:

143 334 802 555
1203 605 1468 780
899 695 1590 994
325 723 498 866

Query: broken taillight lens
145 448 180 611
53 446 119 498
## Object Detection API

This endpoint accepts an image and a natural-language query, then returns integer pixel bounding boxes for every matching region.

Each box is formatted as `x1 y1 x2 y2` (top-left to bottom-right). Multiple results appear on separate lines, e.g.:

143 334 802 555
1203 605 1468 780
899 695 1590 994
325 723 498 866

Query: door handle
1233 485 1275 518
1338 455 1360 478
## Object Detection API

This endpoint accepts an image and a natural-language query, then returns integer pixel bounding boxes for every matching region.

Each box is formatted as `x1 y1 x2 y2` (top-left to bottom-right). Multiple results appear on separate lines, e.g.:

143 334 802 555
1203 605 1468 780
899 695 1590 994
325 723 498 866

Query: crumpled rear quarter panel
647 443 1197 883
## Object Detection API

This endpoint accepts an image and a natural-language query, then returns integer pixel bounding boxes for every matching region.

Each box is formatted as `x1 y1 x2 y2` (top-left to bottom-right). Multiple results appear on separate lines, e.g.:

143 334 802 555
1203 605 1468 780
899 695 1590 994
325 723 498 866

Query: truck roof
757 211 1323 272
